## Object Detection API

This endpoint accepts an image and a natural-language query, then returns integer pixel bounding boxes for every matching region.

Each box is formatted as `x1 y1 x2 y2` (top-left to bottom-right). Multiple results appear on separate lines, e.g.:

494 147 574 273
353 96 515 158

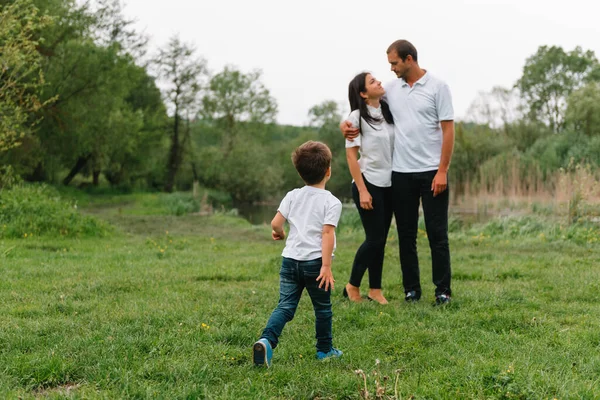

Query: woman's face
361 74 385 100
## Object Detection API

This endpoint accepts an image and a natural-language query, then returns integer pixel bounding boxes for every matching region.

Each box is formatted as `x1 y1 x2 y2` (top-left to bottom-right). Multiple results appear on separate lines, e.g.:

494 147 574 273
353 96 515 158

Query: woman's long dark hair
348 72 393 134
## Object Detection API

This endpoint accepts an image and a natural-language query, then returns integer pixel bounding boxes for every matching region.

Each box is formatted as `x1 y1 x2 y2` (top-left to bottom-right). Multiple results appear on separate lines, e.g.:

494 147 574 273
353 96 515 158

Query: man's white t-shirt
277 186 342 261
344 105 394 187
384 72 454 172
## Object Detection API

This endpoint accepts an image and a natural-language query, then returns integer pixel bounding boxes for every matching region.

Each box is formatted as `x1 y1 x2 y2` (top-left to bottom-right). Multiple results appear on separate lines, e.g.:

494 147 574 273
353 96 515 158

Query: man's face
387 50 409 79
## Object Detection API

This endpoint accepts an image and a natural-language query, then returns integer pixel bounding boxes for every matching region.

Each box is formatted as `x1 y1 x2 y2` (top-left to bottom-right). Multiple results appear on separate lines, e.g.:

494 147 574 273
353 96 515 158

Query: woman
343 72 394 305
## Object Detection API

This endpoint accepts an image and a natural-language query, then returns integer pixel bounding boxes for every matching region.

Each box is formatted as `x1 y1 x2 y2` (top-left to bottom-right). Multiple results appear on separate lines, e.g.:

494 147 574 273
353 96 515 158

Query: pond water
236 203 277 225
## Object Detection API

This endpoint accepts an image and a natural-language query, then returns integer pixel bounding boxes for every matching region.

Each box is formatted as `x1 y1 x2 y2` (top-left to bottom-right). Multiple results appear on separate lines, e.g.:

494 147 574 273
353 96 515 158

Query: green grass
55 185 232 216
1 199 599 399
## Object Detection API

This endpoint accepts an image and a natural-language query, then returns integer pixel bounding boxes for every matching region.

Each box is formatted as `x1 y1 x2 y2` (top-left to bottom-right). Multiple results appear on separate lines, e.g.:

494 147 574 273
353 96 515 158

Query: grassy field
1 194 600 399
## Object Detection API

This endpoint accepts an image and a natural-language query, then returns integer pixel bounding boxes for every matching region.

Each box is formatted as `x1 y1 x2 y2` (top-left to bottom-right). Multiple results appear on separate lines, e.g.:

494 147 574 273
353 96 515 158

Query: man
342 39 455 305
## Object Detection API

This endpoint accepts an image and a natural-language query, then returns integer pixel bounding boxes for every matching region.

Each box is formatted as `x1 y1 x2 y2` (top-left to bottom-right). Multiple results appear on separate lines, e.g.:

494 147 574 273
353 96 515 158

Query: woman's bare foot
368 289 388 305
344 283 363 303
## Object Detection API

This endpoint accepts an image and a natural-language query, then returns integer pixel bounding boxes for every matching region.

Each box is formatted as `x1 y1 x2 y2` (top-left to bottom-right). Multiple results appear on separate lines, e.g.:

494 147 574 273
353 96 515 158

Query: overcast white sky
122 0 600 126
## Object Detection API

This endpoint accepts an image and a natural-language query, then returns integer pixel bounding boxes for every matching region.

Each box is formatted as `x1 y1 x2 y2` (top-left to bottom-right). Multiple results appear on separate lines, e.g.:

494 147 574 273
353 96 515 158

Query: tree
201 66 277 154
307 100 350 198
465 86 523 130
516 45 600 132
565 82 600 137
0 0 57 188
89 0 148 60
308 100 343 128
37 40 153 186
196 67 280 203
307 100 346 156
2 0 160 186
104 68 168 188
1 0 168 188
154 35 206 192
0 0 54 154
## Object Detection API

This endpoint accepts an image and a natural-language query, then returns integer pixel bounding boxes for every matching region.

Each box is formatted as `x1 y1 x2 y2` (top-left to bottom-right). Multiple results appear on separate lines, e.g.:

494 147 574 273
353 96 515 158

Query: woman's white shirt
344 105 394 187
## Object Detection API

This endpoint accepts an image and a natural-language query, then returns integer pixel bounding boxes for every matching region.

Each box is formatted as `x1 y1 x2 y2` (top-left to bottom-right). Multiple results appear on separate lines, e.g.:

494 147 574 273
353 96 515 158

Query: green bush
451 122 512 195
337 205 362 232
526 132 595 174
202 188 232 209
479 216 547 237
198 142 282 204
0 165 20 189
161 192 200 216
0 184 111 238
464 216 600 245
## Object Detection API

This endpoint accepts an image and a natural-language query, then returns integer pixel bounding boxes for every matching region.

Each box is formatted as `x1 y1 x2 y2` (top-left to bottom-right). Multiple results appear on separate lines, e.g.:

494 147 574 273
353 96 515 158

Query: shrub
337 205 362 232
0 165 20 189
202 188 232 209
198 142 282 204
0 184 111 238
161 192 200 216
479 216 547 237
464 215 600 245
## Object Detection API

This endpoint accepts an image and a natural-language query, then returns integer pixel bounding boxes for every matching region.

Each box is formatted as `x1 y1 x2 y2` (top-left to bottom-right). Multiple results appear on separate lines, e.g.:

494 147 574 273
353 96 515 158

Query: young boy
253 141 343 367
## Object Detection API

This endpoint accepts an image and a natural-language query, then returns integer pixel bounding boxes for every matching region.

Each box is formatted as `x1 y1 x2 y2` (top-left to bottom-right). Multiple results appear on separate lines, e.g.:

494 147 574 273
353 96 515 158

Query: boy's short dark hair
291 141 332 185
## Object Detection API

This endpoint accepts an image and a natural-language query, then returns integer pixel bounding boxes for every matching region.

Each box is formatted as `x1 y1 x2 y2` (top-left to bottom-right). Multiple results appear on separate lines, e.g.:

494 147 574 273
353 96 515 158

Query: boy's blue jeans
260 257 333 354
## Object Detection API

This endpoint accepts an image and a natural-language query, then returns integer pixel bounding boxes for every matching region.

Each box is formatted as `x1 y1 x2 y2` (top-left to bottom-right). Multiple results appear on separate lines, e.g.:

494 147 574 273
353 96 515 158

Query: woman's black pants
349 177 393 289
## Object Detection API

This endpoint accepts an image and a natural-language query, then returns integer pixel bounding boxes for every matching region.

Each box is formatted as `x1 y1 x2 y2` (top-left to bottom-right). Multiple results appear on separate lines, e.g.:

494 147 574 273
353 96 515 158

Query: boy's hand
272 230 285 240
317 266 335 292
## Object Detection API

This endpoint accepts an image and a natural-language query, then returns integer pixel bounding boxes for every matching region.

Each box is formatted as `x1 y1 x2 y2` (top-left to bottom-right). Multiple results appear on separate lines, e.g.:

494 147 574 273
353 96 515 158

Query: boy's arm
271 212 286 240
316 224 336 291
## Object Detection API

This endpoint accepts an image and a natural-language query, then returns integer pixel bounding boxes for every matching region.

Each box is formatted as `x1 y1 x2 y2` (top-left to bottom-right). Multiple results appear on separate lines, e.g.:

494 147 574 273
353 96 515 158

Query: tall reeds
453 158 600 222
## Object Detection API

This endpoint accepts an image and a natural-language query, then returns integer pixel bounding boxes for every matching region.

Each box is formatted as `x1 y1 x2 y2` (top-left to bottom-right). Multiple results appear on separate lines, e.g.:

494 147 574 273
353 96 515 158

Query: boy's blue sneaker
316 347 343 360
253 338 272 367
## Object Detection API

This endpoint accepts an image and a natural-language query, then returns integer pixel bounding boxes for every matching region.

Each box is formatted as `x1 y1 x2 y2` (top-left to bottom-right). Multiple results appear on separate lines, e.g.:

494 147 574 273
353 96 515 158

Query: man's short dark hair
291 141 332 185
387 39 418 62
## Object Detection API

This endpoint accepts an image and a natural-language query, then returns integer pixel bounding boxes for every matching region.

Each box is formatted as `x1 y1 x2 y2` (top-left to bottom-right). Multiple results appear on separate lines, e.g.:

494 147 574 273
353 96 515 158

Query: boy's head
291 141 332 185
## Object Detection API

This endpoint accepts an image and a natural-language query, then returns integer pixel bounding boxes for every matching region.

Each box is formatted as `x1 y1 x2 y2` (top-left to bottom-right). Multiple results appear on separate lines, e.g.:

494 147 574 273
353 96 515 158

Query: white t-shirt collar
302 185 327 193
400 71 430 87
366 104 382 114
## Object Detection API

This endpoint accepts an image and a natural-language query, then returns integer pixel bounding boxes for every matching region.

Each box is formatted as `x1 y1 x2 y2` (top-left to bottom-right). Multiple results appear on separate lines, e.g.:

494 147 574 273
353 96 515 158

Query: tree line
2 0 600 205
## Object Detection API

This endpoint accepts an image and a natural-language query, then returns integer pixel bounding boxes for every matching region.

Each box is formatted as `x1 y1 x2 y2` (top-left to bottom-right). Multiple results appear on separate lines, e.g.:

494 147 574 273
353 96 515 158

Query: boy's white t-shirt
344 105 394 187
277 186 342 261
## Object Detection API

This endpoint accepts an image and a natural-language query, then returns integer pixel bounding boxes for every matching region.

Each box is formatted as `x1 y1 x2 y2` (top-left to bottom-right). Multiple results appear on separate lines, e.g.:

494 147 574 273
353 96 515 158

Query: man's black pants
392 170 451 297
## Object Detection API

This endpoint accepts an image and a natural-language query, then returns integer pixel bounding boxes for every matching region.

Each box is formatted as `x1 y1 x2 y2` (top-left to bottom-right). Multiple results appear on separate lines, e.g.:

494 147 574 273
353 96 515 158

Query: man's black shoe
434 294 451 306
404 291 421 302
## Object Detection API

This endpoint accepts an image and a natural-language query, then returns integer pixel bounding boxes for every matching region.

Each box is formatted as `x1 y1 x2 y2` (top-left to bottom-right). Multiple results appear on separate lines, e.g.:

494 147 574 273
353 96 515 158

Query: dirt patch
33 382 81 397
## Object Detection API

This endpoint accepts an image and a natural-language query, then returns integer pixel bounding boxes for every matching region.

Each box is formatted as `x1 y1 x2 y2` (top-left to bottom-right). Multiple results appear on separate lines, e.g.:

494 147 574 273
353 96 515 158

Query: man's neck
404 67 426 87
